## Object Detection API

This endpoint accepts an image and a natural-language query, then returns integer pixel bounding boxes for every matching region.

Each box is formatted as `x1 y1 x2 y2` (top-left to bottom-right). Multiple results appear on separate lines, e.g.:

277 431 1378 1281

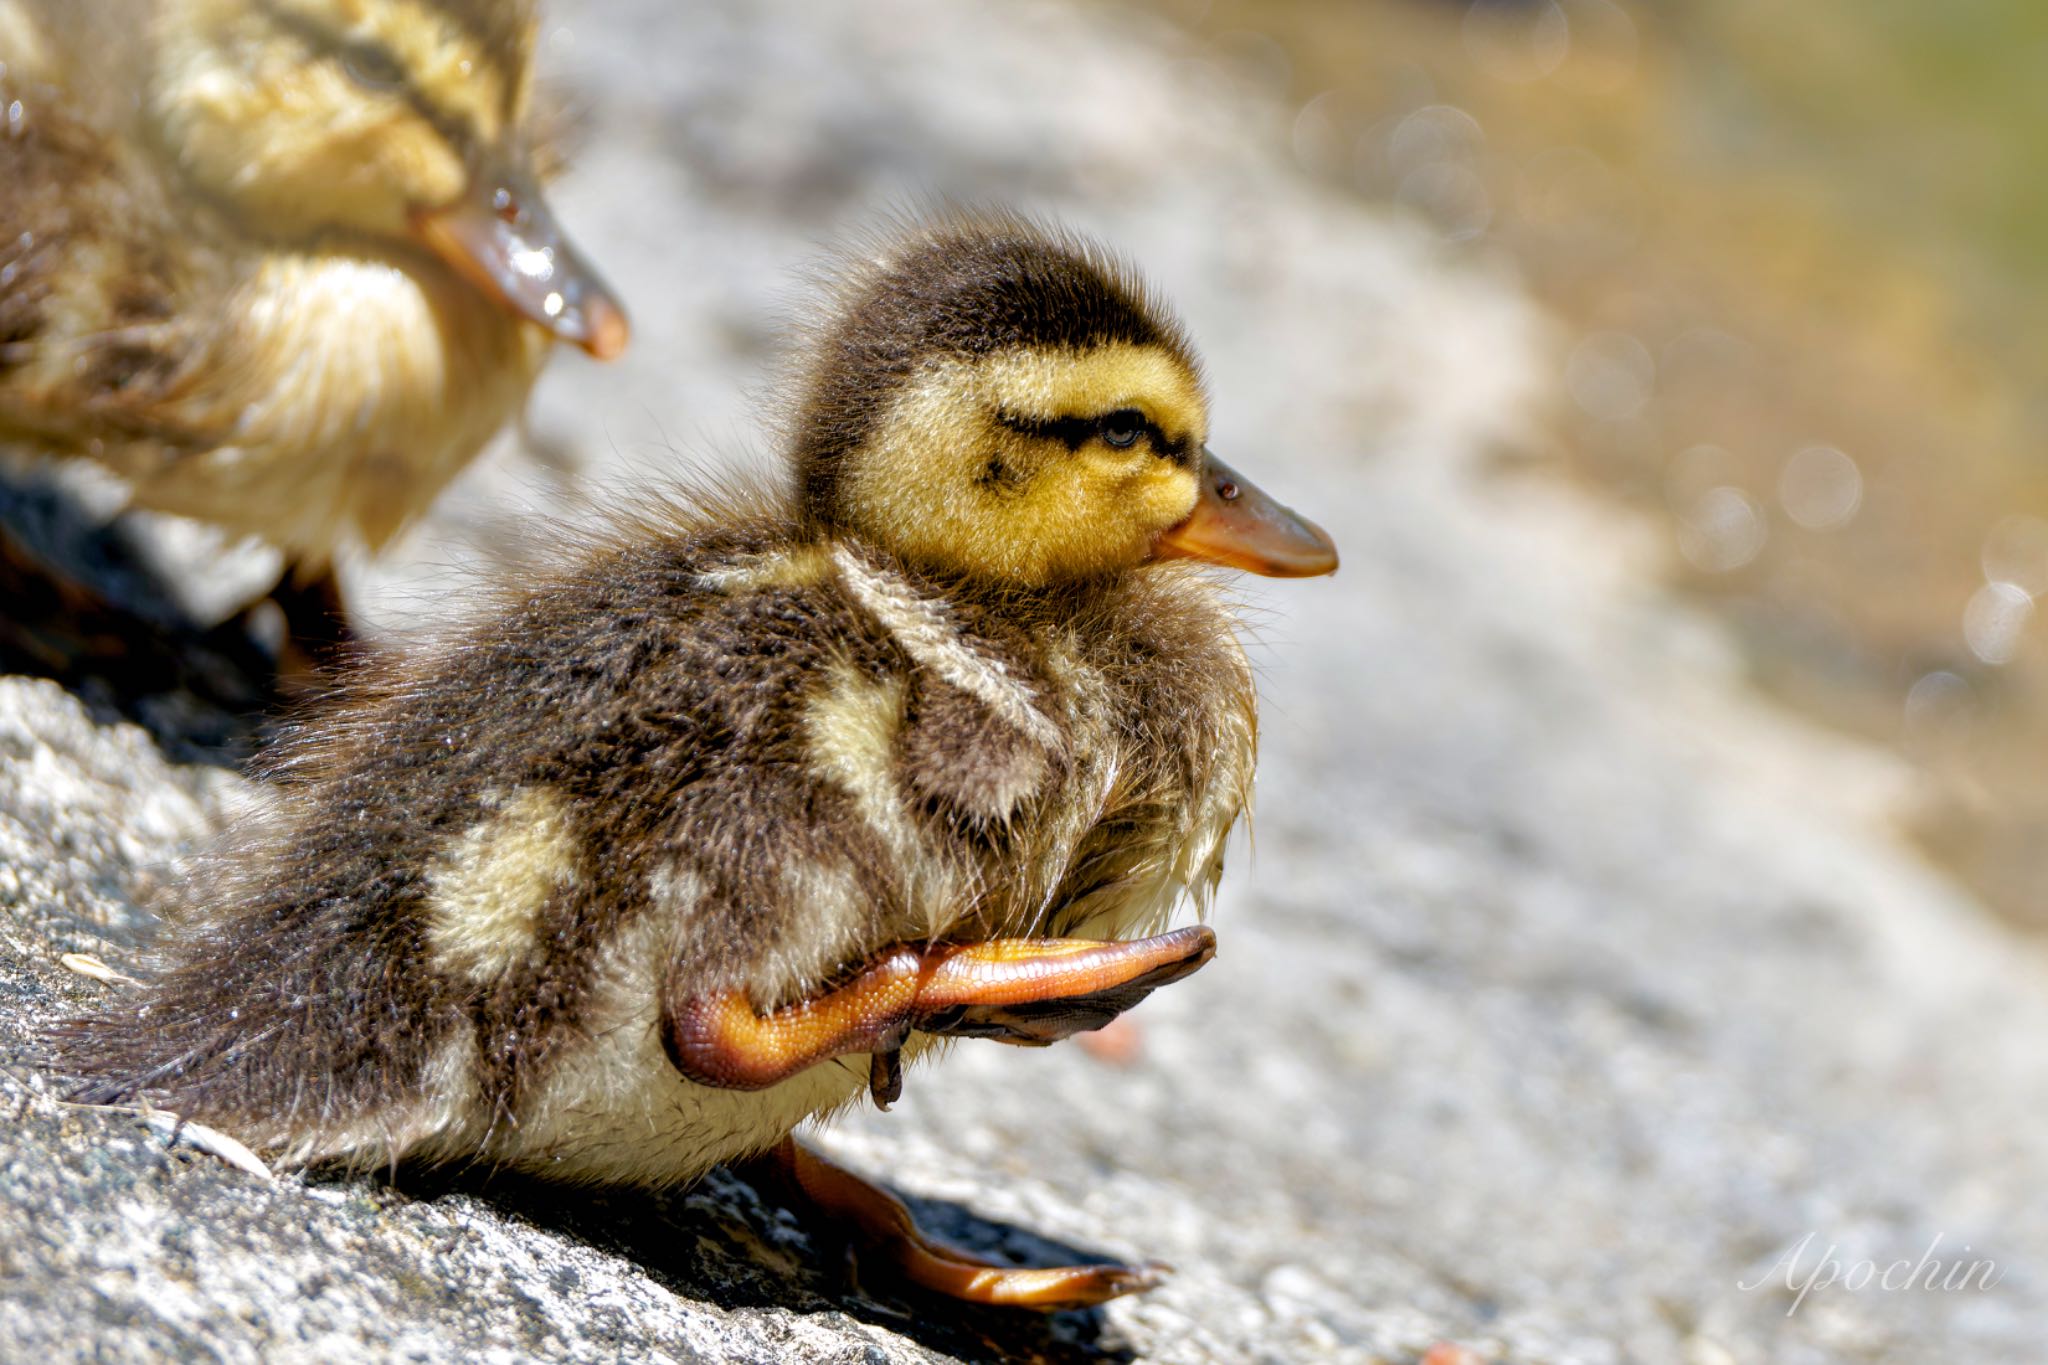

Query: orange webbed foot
663 926 1215 1107
750 1137 1169 1311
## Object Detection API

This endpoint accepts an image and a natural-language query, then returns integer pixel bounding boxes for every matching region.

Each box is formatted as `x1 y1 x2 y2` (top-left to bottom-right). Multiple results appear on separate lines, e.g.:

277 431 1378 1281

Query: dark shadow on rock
381 1162 1144 1365
0 468 278 767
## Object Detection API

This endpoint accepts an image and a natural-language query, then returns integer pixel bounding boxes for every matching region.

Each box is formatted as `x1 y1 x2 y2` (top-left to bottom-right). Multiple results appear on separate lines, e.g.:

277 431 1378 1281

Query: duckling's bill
412 157 629 360
1153 450 1339 576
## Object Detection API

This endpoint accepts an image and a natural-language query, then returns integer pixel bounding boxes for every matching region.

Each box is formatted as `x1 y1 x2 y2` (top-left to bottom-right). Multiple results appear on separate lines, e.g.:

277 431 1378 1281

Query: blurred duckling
51 213 1336 1310
0 0 626 641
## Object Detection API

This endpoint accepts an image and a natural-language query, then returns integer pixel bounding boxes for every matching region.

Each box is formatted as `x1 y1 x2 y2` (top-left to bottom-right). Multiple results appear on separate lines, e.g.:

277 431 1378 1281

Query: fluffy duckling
0 0 625 620
51 213 1336 1310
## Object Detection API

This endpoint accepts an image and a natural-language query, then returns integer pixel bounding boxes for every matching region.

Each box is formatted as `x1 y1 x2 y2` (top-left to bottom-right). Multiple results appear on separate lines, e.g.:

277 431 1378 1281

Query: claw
868 1047 905 1109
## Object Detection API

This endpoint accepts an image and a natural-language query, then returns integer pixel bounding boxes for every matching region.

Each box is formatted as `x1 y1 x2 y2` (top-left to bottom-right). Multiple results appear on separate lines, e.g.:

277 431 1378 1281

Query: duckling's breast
1025 576 1259 946
821 544 1258 948
122 250 551 562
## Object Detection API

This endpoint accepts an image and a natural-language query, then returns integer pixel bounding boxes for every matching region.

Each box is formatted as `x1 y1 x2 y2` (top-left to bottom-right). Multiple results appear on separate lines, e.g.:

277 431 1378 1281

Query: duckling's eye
342 42 406 91
1100 410 1145 449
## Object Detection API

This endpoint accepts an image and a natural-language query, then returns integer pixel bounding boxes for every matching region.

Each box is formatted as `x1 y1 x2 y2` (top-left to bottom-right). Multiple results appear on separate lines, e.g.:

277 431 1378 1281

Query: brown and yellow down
49 214 1338 1195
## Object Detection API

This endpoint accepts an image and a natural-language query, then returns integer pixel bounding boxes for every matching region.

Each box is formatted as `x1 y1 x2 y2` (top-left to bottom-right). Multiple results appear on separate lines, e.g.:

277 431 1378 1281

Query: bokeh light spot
1980 515 2048 597
1778 445 1862 530
1963 581 2033 666
1902 670 1976 754
1677 487 1767 572
1386 104 1484 179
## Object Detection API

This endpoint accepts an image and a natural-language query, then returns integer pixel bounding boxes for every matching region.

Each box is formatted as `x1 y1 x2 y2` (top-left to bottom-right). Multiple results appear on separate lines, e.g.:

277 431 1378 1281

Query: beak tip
1302 526 1340 577
1283 551 1340 578
579 302 632 361
1261 517 1340 578
411 179 630 362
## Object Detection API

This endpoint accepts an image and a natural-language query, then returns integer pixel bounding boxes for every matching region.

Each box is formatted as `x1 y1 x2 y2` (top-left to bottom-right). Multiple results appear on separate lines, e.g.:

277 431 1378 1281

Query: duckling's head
792 216 1335 586
149 0 626 357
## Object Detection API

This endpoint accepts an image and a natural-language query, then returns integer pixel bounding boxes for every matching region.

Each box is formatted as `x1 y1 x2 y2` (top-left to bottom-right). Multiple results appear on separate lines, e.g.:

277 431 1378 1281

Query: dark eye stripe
996 411 1095 451
1150 424 1193 465
995 409 1195 465
254 0 488 153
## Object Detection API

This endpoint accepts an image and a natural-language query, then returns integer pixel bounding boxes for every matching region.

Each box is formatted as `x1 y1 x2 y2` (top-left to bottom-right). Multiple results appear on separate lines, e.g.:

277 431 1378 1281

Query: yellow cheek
1044 456 1199 576
838 349 1209 584
926 455 1198 583
364 117 469 208
1121 458 1202 531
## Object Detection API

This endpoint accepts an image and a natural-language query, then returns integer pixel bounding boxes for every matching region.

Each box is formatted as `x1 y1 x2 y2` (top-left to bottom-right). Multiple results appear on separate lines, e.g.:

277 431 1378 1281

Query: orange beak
1152 450 1339 577
412 154 630 361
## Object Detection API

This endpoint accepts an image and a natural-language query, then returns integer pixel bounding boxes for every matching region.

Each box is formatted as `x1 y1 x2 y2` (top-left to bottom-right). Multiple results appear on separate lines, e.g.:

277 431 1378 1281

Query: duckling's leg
750 1136 1169 1310
259 561 356 684
664 926 1215 1096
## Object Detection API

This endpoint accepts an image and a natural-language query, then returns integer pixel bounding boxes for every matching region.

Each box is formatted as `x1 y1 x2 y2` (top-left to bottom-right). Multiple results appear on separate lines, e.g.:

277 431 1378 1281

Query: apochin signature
1739 1232 2003 1316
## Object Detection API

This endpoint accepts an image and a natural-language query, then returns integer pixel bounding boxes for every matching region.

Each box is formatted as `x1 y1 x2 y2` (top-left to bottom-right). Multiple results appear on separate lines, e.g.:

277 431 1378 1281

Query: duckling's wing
0 37 224 463
895 672 1057 825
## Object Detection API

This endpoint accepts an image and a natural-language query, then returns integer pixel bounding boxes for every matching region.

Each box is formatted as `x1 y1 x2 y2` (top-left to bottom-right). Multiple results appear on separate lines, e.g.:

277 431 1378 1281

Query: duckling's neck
824 532 1140 626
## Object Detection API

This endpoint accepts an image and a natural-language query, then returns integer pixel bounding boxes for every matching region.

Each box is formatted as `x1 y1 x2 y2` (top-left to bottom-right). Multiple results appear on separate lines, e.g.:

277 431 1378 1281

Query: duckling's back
50 512 1254 1185
1 1 213 440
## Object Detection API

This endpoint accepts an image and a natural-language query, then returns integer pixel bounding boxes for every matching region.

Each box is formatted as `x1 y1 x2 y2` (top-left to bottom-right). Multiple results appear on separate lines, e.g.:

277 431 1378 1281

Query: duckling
0 0 626 635
49 212 1337 1311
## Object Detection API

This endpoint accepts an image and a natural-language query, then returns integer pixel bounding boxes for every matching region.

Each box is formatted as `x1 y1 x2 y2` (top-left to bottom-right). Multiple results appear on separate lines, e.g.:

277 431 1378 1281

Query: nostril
1217 479 1240 502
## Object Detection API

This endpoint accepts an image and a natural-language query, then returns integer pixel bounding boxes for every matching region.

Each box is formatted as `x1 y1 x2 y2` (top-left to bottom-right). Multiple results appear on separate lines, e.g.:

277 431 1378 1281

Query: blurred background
1134 0 2048 934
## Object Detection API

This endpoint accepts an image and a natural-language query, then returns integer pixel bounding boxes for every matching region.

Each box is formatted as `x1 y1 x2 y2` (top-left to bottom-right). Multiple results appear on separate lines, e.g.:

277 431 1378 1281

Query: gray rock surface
5 1 2046 1361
